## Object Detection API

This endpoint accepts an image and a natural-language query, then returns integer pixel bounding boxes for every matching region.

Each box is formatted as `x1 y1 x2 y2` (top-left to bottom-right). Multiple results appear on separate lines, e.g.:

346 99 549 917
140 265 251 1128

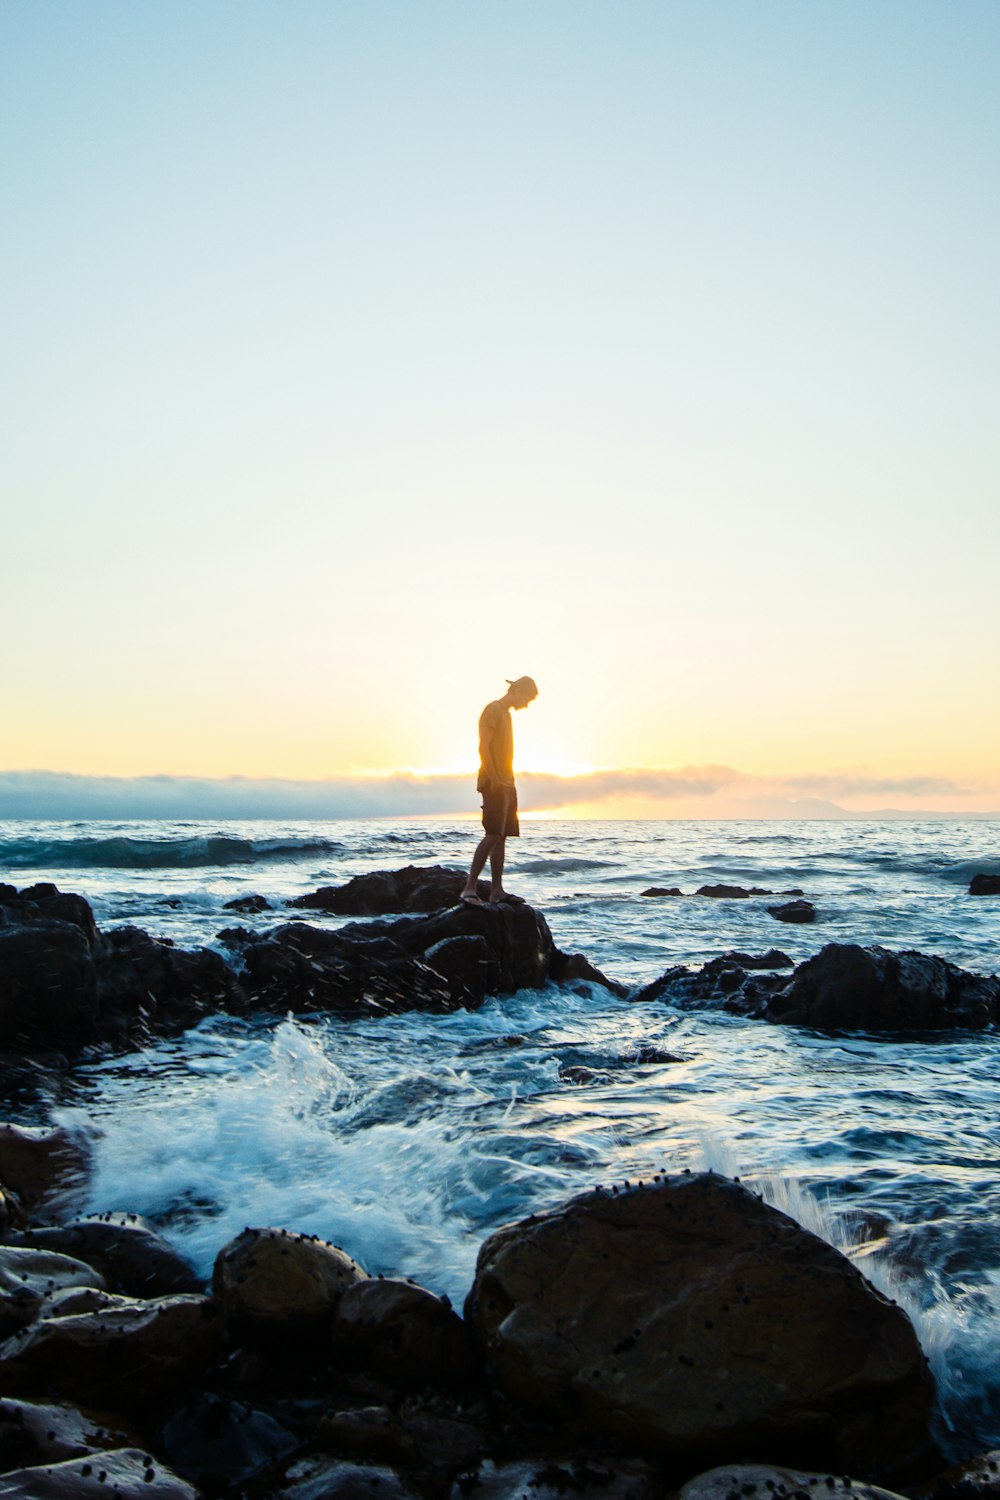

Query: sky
3 1 998 819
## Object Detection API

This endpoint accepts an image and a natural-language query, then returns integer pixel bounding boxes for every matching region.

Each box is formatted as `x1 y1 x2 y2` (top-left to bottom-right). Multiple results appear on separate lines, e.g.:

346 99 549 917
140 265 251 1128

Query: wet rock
629 956 787 1013
559 1065 613 1084
626 1045 683 1065
679 1463 907 1500
0 1294 222 1411
223 894 272 913
241 922 468 1016
0 1446 198 1497
465 1172 935 1477
969 873 1000 895
0 1246 105 1336
0 1125 90 1217
423 934 501 998
338 901 557 999
390 1402 486 1474
0 1395 142 1469
0 922 98 1052
318 1404 418 1466
0 886 99 949
35 1286 136 1319
767 899 817 923
288 865 485 915
695 884 754 899
95 926 247 1038
916 1446 1000 1496
451 1457 659 1500
332 1276 475 1388
628 966 692 1004
9 1216 201 1298
758 943 1000 1031
160 1392 299 1490
212 1227 366 1339
272 1454 419 1500
550 950 628 995
641 887 683 898
717 949 793 969
0 1182 27 1235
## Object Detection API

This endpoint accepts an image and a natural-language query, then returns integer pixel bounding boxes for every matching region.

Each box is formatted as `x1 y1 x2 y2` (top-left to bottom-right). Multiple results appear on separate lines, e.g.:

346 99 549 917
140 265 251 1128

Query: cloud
0 765 993 821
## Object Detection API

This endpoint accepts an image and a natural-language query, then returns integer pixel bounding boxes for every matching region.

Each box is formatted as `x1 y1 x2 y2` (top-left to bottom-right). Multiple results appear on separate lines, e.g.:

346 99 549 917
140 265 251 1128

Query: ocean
2 816 999 1458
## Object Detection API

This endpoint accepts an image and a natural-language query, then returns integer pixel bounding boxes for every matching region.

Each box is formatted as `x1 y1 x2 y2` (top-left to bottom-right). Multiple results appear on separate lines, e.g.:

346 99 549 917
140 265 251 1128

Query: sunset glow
3 2 998 820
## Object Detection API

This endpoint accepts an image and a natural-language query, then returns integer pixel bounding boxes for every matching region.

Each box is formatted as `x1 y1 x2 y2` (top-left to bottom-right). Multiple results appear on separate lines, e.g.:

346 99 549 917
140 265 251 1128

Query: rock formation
465 1172 936 1477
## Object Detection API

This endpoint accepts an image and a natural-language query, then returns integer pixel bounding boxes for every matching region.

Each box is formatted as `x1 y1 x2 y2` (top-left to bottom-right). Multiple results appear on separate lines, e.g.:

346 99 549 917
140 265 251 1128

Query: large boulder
8 1215 200 1298
970 873 1000 895
212 1227 366 1339
465 1173 936 1478
758 944 1000 1031
0 1295 222 1410
288 865 485 915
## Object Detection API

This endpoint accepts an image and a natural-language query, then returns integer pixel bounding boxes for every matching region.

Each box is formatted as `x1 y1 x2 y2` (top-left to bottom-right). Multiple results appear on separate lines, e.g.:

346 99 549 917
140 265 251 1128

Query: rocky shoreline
1 867 999 1497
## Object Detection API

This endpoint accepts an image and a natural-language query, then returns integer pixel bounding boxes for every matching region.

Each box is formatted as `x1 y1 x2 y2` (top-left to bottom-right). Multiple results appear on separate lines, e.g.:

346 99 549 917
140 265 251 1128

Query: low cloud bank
0 767 993 821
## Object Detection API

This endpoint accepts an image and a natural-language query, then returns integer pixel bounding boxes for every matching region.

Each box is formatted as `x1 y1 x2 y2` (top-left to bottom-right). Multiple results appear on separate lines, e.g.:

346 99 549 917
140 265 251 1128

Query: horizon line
0 766 997 822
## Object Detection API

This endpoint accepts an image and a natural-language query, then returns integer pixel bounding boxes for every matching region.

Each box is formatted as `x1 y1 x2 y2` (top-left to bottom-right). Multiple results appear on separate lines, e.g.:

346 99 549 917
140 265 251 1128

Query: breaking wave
0 834 342 871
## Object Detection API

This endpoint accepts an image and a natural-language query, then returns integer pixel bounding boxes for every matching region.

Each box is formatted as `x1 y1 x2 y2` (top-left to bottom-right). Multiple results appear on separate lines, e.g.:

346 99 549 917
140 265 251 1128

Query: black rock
95 925 247 1039
223 894 272 914
969 873 1000 895
0 921 98 1052
759 943 1000 1032
640 887 683 898
767 899 816 924
717 949 793 969
287 865 486 915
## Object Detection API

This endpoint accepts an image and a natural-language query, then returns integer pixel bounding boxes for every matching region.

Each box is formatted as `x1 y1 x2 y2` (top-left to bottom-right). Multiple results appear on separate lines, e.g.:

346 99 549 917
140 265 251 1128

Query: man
460 675 538 907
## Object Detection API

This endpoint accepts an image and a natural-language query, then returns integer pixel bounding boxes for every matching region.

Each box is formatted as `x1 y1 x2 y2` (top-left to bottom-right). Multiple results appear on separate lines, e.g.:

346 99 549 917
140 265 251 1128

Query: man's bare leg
488 837 508 902
461 834 500 905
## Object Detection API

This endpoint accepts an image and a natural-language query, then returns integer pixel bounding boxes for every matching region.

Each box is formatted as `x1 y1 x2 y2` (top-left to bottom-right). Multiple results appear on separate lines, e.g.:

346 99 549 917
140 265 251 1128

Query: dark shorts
481 784 520 838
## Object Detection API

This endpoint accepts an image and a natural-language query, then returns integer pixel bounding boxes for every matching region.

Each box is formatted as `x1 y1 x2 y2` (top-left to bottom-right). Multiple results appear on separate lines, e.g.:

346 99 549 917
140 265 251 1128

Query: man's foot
459 892 485 907
491 891 526 906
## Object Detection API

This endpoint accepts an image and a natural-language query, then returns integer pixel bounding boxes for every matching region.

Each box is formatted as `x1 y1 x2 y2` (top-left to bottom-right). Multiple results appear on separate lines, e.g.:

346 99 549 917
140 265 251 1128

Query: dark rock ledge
0 1133 969 1499
633 942 1000 1032
3 875 999 1076
0 874 622 1064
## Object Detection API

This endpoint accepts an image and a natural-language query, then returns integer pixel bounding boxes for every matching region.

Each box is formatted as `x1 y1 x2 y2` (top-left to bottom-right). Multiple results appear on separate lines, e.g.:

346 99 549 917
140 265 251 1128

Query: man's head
505 675 538 709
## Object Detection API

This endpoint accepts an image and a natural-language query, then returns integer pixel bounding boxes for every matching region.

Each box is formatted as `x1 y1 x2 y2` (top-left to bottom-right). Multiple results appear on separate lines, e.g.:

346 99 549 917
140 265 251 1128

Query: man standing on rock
460 676 538 908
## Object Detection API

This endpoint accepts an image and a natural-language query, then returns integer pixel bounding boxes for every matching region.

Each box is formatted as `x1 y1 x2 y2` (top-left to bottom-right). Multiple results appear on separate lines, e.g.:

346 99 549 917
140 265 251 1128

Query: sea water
2 817 999 1456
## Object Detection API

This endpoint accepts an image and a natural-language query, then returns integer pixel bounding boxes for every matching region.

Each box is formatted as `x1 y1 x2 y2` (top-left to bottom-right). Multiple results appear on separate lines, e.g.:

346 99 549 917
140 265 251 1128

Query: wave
0 834 343 871
518 857 617 873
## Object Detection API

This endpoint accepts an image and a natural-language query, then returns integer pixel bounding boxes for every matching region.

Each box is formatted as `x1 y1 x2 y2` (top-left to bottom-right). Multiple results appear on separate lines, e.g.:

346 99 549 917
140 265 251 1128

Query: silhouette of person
460 676 538 907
